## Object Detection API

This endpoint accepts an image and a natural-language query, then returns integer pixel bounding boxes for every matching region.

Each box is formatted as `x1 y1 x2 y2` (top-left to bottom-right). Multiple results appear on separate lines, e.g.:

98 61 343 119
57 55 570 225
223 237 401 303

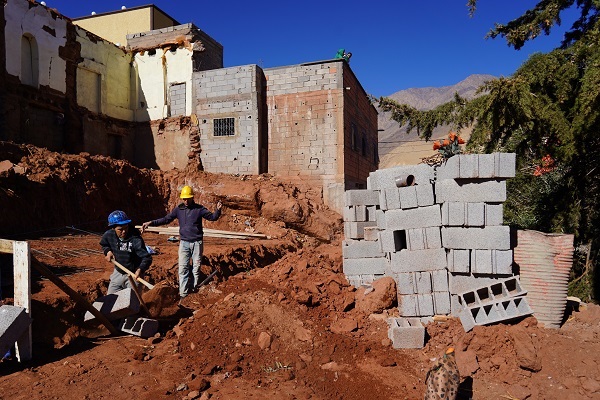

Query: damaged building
0 0 378 211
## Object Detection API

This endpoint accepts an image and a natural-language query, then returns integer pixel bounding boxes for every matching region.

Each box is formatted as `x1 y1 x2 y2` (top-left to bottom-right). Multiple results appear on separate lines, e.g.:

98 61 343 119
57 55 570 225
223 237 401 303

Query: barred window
213 118 235 137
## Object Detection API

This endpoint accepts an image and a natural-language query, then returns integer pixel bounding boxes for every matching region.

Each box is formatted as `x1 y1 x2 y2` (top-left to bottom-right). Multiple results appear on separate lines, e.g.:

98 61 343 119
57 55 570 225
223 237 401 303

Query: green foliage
382 1 600 300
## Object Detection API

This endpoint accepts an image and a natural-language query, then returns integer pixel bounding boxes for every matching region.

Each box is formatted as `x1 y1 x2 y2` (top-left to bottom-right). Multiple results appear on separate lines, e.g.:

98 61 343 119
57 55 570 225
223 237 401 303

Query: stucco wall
194 65 263 174
75 26 134 121
73 8 152 46
133 47 194 121
4 0 67 92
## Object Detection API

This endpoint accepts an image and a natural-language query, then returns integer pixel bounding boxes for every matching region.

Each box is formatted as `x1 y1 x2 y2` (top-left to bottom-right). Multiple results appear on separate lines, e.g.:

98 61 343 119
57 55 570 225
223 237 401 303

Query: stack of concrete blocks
84 288 141 322
342 154 526 347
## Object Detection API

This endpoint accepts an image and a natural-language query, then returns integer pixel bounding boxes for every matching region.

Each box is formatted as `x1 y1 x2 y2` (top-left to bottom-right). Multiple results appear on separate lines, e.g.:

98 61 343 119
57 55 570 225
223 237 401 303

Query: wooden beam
0 238 14 254
13 241 32 362
31 257 118 335
111 260 154 290
137 226 269 239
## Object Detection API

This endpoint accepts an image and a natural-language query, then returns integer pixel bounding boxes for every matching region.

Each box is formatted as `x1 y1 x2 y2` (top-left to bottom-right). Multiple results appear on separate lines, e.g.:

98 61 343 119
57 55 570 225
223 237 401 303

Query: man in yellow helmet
142 186 222 299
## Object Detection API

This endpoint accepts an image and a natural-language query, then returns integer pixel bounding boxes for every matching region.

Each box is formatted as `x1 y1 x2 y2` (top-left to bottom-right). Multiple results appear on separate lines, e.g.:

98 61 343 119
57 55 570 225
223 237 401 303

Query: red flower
433 142 441 150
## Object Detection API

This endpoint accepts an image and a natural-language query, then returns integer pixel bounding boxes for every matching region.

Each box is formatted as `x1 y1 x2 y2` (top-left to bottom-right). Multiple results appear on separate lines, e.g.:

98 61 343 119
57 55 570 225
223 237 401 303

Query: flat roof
71 4 179 24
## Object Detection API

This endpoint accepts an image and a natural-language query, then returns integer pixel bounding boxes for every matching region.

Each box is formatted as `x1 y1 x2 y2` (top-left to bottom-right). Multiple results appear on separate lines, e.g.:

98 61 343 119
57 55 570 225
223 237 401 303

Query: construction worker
142 186 222 299
100 210 152 294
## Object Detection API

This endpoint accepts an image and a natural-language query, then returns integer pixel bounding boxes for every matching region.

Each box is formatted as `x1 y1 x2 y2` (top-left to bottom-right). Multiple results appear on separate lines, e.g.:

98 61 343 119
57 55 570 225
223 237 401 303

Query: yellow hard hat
180 185 194 199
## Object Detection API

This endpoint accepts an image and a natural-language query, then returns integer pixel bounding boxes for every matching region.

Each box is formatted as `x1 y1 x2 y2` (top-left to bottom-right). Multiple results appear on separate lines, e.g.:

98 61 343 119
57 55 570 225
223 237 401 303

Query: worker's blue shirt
151 202 221 242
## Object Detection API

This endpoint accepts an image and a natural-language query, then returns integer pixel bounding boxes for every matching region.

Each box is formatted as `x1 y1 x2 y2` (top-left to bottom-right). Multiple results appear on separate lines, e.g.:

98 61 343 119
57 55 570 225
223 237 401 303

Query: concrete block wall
194 65 263 174
342 153 519 340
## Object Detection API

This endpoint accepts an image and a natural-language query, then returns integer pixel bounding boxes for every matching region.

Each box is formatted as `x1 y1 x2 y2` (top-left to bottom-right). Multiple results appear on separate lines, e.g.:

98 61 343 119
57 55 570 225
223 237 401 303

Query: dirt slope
0 142 599 400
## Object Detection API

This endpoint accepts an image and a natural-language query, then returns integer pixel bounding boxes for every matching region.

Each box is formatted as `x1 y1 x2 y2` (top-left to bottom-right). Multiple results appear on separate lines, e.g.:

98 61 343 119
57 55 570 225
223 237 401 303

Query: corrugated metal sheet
513 230 574 329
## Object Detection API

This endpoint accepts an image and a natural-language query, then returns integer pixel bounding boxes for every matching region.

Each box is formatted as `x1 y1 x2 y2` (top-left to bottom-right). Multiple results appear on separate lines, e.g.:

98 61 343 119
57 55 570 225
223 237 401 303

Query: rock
507 384 531 399
187 390 200 399
173 325 184 338
257 332 272 349
509 326 541 372
381 338 392 347
355 277 397 314
330 318 358 334
321 361 342 371
223 292 236 302
580 377 600 394
455 349 479 377
380 357 396 367
0 160 13 173
294 326 312 342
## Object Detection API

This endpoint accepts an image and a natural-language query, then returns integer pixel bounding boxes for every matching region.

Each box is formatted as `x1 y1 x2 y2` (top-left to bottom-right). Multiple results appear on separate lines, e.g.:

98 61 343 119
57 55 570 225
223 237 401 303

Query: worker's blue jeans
178 240 203 297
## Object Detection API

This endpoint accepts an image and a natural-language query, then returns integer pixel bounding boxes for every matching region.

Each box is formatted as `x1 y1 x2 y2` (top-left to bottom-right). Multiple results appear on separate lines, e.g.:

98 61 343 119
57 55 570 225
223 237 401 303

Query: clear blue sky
45 0 577 97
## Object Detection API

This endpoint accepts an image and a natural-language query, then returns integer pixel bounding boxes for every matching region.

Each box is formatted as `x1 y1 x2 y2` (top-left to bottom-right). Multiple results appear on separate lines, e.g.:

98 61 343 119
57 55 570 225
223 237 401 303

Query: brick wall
194 65 263 174
264 61 344 182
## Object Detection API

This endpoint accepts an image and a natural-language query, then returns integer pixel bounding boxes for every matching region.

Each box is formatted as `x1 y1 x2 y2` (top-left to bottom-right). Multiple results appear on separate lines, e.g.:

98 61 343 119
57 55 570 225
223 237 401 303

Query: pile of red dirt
0 142 599 400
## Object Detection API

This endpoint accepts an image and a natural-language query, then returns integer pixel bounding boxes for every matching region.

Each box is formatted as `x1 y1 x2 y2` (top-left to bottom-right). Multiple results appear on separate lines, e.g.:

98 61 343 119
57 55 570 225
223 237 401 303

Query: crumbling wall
194 65 263 175
74 25 134 121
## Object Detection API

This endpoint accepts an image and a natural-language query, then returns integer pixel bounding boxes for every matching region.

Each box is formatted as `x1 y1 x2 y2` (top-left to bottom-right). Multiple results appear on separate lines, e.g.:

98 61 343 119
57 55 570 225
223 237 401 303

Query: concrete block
84 288 141 322
384 188 401 210
354 205 367 222
399 294 418 316
368 164 435 191
441 226 511 250
387 317 425 349
343 206 355 222
0 306 32 356
344 221 377 239
396 272 416 295
455 275 527 309
346 273 386 287
458 296 533 332
416 183 435 206
343 240 385 259
120 317 159 338
390 248 447 273
466 203 485 226
431 270 449 292
447 249 470 273
345 190 380 206
378 190 388 211
376 210 386 229
478 154 495 178
459 154 479 178
343 257 389 276
363 226 381 241
407 227 442 250
379 229 407 253
435 179 507 203
436 156 460 180
417 293 434 316
386 205 441 230
441 202 465 226
399 186 418 209
367 206 377 222
416 271 432 293
433 291 451 315
471 249 513 275
449 273 508 295
494 153 516 178
485 203 504 226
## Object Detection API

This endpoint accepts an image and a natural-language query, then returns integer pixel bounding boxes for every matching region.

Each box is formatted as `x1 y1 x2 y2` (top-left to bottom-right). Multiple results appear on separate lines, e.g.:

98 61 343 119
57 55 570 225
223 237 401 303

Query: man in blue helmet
100 210 152 294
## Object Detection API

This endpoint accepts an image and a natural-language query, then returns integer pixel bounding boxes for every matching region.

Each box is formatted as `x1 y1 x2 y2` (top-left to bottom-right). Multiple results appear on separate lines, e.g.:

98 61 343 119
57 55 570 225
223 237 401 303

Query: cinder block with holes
120 317 159 338
454 276 526 310
458 296 533 332
387 317 426 349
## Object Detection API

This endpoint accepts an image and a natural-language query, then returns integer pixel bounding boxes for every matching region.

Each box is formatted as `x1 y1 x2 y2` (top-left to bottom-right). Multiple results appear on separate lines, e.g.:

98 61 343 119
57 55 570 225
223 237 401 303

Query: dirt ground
0 142 599 400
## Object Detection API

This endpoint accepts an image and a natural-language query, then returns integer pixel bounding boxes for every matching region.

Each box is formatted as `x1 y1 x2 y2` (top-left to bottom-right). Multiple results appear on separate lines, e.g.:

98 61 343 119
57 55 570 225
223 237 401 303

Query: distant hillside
377 74 495 167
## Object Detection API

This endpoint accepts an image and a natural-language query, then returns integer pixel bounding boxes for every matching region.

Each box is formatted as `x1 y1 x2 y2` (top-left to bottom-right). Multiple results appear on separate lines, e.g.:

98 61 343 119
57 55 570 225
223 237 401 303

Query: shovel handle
111 260 154 290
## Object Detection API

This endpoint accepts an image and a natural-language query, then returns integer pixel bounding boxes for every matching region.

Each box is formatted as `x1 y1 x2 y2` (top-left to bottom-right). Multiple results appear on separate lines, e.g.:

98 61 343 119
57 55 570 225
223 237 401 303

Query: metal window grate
213 117 235 136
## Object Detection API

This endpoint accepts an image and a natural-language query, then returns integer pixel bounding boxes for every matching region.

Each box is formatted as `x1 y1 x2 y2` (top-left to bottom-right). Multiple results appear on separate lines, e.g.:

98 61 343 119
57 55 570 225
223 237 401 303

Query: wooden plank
111 260 154 290
0 238 14 254
31 257 118 335
137 226 268 239
13 241 32 362
127 276 153 318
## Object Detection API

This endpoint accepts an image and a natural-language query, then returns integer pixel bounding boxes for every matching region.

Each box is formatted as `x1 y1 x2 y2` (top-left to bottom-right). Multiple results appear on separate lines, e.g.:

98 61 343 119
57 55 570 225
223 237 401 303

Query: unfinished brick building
0 0 378 211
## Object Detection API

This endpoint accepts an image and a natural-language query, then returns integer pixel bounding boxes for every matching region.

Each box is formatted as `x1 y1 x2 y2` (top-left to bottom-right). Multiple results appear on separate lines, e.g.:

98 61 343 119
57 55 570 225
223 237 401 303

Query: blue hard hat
108 210 131 227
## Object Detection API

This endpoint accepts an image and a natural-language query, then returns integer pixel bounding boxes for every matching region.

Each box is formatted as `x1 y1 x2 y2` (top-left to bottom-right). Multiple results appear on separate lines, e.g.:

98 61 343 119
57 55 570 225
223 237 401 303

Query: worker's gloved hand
216 201 223 210
105 251 114 262
141 221 151 233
